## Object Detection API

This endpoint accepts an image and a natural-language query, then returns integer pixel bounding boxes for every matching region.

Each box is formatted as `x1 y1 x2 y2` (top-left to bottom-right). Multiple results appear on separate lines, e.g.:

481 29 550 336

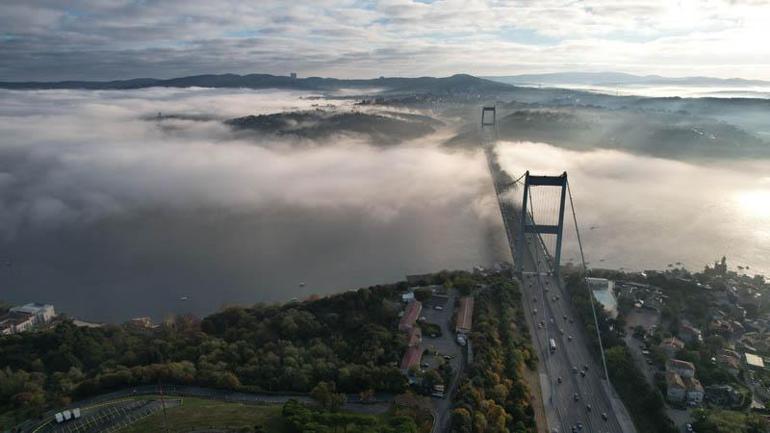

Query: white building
587 277 618 318
1 303 56 335
10 303 56 324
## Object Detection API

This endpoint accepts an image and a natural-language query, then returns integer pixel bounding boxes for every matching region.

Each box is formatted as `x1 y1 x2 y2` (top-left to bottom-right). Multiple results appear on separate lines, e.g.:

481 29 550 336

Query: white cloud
0 0 769 80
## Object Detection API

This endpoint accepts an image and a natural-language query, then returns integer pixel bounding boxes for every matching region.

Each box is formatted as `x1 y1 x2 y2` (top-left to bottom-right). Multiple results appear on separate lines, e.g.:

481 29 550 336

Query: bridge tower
518 171 568 276
481 106 496 127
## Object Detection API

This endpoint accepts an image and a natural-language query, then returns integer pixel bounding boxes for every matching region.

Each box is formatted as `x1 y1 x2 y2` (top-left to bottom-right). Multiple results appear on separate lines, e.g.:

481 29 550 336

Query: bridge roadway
482 140 633 433
518 234 622 433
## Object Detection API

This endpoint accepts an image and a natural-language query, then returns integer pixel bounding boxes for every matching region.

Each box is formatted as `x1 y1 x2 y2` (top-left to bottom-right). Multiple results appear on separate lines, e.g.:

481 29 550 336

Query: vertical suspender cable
567 180 611 382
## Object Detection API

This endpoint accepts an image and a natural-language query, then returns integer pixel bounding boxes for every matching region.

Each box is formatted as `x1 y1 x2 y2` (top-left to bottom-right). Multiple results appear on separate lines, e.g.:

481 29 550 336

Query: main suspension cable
567 180 611 382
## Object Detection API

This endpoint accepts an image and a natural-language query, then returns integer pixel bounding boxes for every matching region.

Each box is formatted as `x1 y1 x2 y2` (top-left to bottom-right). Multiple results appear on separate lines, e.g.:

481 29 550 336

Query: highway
481 118 635 433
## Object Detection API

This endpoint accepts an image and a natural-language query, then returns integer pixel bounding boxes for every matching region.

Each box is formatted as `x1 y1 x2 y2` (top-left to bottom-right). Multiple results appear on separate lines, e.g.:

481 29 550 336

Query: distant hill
486 72 770 88
225 109 443 145
0 73 516 96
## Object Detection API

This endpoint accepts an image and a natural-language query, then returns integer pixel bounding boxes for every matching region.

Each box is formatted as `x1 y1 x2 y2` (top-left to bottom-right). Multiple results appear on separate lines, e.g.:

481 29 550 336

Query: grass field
118 398 286 433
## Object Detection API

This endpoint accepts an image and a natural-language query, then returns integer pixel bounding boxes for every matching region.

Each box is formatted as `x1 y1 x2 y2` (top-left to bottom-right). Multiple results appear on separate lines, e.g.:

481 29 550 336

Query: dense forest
451 278 537 433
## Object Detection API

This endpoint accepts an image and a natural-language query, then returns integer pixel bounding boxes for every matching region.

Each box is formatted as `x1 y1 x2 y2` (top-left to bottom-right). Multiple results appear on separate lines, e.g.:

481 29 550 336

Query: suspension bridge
481 106 637 433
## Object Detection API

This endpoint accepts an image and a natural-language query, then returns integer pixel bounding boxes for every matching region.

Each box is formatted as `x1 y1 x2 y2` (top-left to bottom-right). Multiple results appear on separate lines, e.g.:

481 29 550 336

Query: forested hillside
0 282 411 425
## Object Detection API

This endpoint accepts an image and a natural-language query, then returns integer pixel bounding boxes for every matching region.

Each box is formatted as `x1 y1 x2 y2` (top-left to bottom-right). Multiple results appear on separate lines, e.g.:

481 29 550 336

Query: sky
2 0 770 81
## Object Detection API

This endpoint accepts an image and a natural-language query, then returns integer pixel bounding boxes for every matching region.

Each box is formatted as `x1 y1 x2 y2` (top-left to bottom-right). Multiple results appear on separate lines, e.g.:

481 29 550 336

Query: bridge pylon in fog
517 171 568 276
481 106 496 126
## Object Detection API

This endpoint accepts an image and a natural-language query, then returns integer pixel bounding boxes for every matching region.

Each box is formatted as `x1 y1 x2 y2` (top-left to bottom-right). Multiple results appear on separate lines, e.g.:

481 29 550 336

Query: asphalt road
518 239 623 433
420 290 464 433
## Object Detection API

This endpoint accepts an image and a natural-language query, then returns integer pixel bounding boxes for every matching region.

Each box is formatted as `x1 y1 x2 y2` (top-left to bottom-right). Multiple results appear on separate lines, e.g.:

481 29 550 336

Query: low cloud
496 140 770 275
0 88 506 321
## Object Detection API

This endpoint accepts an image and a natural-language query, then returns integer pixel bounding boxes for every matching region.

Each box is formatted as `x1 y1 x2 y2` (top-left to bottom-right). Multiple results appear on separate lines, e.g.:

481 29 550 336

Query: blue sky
1 0 769 81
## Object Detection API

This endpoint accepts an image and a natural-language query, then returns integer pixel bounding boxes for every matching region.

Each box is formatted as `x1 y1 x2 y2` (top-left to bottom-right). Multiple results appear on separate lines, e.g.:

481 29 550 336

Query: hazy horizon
3 1 770 82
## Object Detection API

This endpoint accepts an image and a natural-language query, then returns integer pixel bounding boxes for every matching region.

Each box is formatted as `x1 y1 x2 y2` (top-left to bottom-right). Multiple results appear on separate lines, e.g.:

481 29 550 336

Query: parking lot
415 288 465 432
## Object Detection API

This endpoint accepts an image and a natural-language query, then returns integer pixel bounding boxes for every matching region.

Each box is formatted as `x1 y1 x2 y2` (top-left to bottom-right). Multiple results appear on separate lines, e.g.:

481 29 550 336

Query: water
1 88 769 322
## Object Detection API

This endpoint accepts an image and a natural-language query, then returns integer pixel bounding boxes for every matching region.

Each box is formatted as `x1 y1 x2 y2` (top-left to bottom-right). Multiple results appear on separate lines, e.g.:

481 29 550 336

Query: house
679 324 703 344
709 319 735 338
401 292 415 303
659 337 685 358
455 296 474 334
399 301 422 332
667 359 696 378
666 371 687 402
683 376 704 404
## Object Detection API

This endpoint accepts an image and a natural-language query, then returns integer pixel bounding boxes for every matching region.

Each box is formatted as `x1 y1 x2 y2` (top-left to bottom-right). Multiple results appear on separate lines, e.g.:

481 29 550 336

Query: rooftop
455 296 474 333
399 301 422 330
660 337 685 349
400 345 422 371
745 352 765 368
667 359 695 371
666 371 686 389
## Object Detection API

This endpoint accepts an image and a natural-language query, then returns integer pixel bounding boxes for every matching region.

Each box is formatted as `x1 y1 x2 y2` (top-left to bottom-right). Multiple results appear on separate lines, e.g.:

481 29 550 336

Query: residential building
717 351 741 376
667 359 696 378
679 324 703 344
399 301 422 332
455 296 474 334
659 337 685 358
683 376 704 404
666 371 687 402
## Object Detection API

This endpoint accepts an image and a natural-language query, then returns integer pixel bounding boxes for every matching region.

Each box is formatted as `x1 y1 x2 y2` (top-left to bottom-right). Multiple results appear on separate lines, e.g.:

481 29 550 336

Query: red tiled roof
407 326 422 347
400 346 422 370
399 301 422 330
